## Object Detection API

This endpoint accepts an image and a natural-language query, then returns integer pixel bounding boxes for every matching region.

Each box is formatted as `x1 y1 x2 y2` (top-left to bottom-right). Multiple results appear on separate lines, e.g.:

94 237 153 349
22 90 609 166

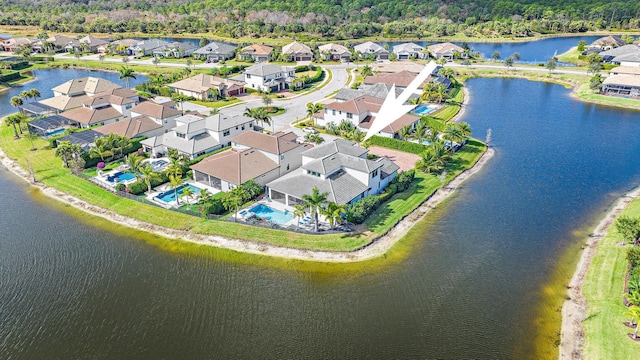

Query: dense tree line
1 1 640 40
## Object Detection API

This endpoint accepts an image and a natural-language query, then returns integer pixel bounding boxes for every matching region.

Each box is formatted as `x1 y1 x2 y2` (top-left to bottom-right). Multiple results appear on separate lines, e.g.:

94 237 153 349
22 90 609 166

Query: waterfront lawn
582 199 640 359
365 139 486 234
190 98 242 109
575 83 640 111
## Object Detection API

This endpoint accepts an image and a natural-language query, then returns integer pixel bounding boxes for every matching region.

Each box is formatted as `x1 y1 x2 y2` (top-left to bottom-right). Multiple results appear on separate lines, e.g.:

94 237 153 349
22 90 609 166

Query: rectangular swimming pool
413 104 440 115
107 171 136 183
156 184 203 203
250 204 294 225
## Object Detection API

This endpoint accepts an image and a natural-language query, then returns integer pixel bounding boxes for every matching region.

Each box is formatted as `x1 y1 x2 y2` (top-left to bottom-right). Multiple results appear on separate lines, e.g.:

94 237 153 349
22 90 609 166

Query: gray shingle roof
194 41 236 55
600 44 640 57
245 63 292 77
301 138 368 159
303 153 383 175
354 41 389 54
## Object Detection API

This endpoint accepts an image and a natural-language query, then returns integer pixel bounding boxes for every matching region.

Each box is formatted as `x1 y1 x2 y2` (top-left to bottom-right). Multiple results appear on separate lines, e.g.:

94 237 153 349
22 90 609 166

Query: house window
324 108 328 114
223 129 230 136
346 113 353 119
241 125 245 130
177 133 185 139
371 169 378 178
246 74 251 78
332 110 336 115
236 126 238 130
280 155 284 160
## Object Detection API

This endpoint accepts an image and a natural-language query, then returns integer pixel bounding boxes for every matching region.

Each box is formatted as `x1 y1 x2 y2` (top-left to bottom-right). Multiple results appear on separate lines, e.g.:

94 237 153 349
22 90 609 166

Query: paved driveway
367 146 420 172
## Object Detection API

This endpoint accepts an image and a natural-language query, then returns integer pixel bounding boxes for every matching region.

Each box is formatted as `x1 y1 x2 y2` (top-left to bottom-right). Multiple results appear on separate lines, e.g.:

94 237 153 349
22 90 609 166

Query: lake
2 73 640 358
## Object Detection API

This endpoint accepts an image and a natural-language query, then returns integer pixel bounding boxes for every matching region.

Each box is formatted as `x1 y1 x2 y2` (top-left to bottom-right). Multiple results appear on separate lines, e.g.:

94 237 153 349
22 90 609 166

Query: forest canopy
1 0 640 39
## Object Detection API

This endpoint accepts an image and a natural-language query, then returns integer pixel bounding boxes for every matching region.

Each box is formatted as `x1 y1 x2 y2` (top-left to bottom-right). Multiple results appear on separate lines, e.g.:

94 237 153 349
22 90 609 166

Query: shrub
628 247 640 269
203 199 225 215
126 172 169 195
346 195 381 224
114 183 126 192
393 169 416 192
369 135 428 155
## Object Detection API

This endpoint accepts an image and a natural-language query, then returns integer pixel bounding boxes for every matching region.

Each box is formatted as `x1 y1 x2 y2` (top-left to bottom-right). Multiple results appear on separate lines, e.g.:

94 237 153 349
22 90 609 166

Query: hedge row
0 71 21 82
81 137 146 168
369 135 428 155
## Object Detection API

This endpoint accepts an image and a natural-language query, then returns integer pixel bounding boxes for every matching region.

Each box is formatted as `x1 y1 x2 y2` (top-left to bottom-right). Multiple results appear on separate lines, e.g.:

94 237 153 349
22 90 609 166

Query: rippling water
2 75 640 358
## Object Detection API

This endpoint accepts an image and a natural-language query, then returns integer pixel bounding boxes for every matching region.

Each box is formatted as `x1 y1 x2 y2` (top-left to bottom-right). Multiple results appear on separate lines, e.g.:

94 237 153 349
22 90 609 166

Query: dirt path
560 186 640 359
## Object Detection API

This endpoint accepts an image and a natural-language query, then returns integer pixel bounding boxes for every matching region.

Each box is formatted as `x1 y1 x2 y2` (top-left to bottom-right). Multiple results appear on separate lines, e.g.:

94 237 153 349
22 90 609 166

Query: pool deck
147 180 220 209
241 199 334 231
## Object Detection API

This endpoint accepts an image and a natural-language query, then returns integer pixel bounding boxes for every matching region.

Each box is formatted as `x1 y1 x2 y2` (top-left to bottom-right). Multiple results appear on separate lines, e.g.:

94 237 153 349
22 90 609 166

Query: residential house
39 77 122 112
334 83 412 102
193 41 237 62
282 41 313 62
609 66 640 76
78 36 110 53
191 131 305 191
393 42 427 60
427 42 466 61
363 70 431 90
129 101 182 129
58 89 139 128
42 35 80 53
129 39 170 57
94 115 164 139
611 53 640 67
239 44 273 62
599 44 640 63
0 37 35 53
56 130 104 152
266 139 400 207
589 35 625 50
167 73 245 100
353 41 390 61
318 43 352 62
371 61 426 74
242 63 296 92
141 113 253 159
602 75 640 98
108 39 139 54
317 95 421 138
152 42 198 58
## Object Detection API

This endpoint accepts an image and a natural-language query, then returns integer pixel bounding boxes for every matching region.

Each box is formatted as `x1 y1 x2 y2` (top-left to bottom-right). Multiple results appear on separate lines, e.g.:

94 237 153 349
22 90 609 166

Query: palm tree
119 66 136 89
209 108 220 115
306 103 323 127
4 113 23 138
361 64 373 78
293 204 306 230
55 141 73 167
180 186 195 204
19 91 31 103
171 93 188 112
302 186 329 233
442 124 465 151
322 202 347 229
223 186 249 222
457 122 472 138
10 96 23 110
139 164 161 193
399 125 413 141
90 137 113 161
197 188 212 204
438 67 454 80
25 131 39 151
125 154 144 182
168 174 184 206
413 119 429 144
415 149 446 174
625 306 640 339
29 89 41 103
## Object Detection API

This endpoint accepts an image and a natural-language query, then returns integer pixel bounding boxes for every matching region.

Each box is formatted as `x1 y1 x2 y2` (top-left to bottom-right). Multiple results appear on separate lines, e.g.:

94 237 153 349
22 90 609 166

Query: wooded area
1 1 640 40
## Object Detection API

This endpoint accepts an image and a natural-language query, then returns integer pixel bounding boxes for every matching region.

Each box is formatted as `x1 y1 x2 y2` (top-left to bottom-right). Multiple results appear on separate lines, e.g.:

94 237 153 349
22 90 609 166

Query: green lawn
556 46 582 64
191 98 242 109
574 83 640 110
582 198 640 359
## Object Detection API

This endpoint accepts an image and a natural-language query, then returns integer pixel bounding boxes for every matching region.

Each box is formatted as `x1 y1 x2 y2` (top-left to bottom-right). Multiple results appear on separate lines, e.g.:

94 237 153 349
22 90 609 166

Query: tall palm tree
302 186 329 233
293 204 306 230
119 66 136 89
55 141 73 167
90 137 113 161
171 93 188 112
197 188 212 204
168 174 184 206
10 96 23 110
19 91 31 103
361 64 373 78
306 103 323 127
457 122 472 138
443 124 465 151
415 149 445 174
125 154 144 182
5 113 23 138
322 202 347 229
223 186 249 222
413 119 429 144
139 164 161 193
29 89 41 103
180 186 195 204
399 125 413 141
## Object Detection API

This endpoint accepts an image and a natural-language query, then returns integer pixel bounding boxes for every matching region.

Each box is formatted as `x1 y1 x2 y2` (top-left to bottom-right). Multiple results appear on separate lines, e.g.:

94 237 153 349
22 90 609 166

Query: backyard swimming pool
250 204 294 225
156 184 203 204
106 171 136 183
413 104 440 115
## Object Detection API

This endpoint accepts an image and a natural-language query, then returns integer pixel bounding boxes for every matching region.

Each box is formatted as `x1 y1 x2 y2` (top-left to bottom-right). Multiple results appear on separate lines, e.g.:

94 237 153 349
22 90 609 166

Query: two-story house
266 139 399 207
39 77 122 112
59 89 139 128
129 101 182 129
393 42 427 60
353 42 390 61
243 63 296 92
141 113 254 159
317 95 421 138
190 131 305 191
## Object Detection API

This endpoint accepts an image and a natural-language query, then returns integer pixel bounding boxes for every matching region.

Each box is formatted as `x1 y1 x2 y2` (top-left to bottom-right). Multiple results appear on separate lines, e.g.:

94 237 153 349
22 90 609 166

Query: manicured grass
191 98 242 109
582 198 640 359
574 83 640 110
556 46 582 64
365 139 486 234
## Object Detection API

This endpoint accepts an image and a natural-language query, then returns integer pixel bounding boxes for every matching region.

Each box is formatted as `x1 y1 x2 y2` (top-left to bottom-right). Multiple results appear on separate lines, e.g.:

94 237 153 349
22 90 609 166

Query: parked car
303 127 318 134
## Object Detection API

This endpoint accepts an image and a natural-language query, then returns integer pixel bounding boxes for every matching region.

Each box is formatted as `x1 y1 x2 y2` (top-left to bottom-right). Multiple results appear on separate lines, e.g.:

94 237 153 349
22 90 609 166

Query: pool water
156 184 202 203
43 128 66 137
107 171 136 183
250 204 294 225
413 104 440 115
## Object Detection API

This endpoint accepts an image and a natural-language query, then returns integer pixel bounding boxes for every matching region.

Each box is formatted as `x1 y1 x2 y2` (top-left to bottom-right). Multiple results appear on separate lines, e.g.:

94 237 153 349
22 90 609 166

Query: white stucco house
242 63 296 92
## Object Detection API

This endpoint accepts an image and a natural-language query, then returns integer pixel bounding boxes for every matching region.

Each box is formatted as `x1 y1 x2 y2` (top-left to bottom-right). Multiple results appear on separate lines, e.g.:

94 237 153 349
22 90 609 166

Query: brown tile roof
358 113 421 134
60 106 122 125
52 77 121 96
364 70 426 88
427 42 465 55
282 41 312 55
40 95 89 111
82 93 135 107
241 44 274 56
190 148 279 185
93 116 162 138
371 62 425 74
130 101 182 119
168 74 244 94
324 95 383 115
610 66 640 76
592 35 625 47
231 131 300 155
